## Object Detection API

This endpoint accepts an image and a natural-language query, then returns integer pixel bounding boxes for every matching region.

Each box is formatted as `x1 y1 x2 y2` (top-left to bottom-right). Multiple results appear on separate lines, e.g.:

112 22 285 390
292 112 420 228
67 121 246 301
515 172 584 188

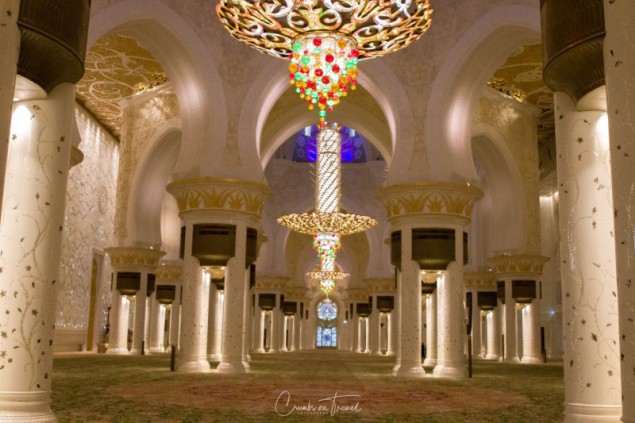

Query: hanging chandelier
277 123 376 296
217 0 433 123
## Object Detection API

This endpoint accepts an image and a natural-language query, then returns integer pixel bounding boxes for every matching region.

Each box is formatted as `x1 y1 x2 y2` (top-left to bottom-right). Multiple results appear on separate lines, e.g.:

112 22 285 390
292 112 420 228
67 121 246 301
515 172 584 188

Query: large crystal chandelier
277 123 376 295
217 0 433 123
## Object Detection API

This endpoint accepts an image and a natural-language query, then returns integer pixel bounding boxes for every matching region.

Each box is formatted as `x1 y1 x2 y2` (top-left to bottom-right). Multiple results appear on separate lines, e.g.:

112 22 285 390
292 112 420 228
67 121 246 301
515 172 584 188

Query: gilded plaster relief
473 93 540 249
114 86 180 241
57 108 119 331
76 34 168 139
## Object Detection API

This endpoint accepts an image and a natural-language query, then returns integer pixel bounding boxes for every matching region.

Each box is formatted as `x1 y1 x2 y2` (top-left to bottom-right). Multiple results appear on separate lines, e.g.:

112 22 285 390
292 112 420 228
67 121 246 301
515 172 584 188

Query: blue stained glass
291 125 368 163
317 298 337 321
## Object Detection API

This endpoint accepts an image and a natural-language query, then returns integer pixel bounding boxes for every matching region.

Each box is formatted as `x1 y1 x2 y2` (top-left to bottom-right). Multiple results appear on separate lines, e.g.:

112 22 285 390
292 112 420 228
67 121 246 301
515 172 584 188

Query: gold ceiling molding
464 271 497 288
377 182 483 223
166 177 272 218
283 287 309 301
76 34 168 139
155 264 183 283
487 43 553 111
364 278 396 292
254 275 290 290
105 246 166 268
487 254 549 277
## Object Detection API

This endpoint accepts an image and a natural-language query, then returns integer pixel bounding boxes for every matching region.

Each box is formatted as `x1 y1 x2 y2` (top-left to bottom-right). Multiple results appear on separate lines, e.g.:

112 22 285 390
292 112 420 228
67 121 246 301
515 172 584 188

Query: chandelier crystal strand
315 123 342 296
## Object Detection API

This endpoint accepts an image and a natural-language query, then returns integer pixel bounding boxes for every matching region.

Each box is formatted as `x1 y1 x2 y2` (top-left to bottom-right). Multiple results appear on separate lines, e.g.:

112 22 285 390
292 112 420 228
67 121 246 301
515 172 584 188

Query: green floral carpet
51 351 564 422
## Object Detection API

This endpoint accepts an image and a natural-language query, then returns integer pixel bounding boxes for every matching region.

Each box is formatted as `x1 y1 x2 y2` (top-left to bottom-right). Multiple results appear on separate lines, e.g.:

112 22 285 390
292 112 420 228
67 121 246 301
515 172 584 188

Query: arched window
316 298 337 348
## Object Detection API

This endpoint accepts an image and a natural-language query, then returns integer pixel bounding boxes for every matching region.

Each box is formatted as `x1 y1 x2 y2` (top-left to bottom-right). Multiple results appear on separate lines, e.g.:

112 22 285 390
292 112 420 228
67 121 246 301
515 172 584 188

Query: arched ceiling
261 83 391 164
76 34 169 139
486 42 555 178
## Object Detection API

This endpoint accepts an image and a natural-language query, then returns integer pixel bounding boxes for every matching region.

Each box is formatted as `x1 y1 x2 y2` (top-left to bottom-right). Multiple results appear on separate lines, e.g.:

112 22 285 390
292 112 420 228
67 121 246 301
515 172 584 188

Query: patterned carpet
51 350 564 422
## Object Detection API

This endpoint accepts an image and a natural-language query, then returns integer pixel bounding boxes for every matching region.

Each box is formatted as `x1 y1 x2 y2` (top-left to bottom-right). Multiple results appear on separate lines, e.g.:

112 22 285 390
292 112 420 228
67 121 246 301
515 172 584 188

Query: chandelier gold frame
306 270 349 281
277 211 377 235
216 0 433 60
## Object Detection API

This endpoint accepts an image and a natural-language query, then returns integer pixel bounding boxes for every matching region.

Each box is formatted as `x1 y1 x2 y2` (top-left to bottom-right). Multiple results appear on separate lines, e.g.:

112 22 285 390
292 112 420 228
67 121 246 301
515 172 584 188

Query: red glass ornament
325 53 334 63
313 37 322 47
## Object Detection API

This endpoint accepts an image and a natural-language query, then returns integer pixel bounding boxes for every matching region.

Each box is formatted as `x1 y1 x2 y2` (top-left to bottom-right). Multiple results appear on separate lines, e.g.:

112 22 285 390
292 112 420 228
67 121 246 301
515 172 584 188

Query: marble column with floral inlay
207 280 220 361
423 290 437 366
369 295 381 355
0 0 20 216
603 1 635 421
0 83 75 422
554 91 622 422
486 308 500 360
253 293 265 353
378 182 482 379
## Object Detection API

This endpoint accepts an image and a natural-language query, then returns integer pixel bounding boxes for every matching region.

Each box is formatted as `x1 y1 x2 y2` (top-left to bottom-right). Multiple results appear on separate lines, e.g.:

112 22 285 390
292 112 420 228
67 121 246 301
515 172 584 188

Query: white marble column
0 0 20 216
485 309 500 360
386 312 395 356
241 271 252 370
423 291 438 366
502 278 519 363
369 295 381 355
471 291 482 358
270 295 281 353
521 296 542 364
389 303 399 358
207 282 219 361
131 273 149 355
0 84 75 422
217 223 248 373
148 300 166 354
254 295 265 353
170 285 181 349
380 313 388 354
108 291 131 354
433 259 467 378
282 315 289 351
554 91 622 422
603 2 635 421
177 251 210 373
357 317 365 352
394 229 425 377
352 313 359 352
293 311 301 351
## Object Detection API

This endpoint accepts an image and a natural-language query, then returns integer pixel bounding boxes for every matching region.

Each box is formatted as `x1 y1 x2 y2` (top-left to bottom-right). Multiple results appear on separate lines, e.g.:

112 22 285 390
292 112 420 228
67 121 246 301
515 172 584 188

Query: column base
385 350 395 357
422 358 437 367
370 350 382 356
207 353 221 362
520 356 543 364
484 353 499 360
253 348 266 354
0 391 56 423
432 364 468 379
392 362 425 378
129 349 143 356
148 347 165 354
563 402 622 423
216 360 248 374
502 356 520 363
105 347 129 355
176 359 211 373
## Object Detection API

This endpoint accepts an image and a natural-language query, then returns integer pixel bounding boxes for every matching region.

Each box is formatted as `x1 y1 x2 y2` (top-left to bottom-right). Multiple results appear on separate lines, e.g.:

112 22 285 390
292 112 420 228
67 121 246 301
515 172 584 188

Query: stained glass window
317 298 337 321
316 298 338 347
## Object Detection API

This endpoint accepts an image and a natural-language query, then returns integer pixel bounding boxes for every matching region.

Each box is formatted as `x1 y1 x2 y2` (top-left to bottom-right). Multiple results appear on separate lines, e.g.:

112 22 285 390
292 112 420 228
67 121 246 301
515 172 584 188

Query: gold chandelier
277 123 377 295
217 0 433 122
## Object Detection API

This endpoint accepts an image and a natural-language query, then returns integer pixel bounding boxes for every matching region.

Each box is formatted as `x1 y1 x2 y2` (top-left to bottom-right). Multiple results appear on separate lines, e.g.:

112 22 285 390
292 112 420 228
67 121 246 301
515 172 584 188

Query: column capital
346 287 370 301
155 262 183 284
363 278 395 293
105 246 165 270
254 275 290 290
166 177 272 221
464 270 497 289
487 254 549 278
376 181 483 226
283 286 309 301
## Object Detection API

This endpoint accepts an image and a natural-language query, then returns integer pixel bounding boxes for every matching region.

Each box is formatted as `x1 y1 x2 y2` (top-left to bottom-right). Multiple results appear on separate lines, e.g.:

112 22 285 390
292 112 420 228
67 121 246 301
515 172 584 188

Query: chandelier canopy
216 0 433 60
217 0 433 121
